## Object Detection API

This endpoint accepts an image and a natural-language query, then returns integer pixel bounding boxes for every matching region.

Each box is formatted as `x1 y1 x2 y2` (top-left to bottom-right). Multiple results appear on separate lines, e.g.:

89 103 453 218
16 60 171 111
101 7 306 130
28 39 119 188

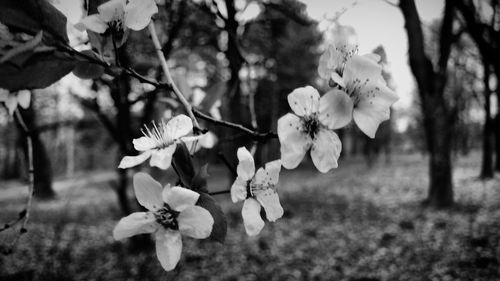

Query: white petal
133 136 156 151
6 95 17 116
155 229 182 271
242 198 265 236
330 72 345 88
319 89 353 130
311 129 342 173
163 186 199 212
253 160 281 186
77 14 108 33
255 190 283 222
287 86 320 116
98 0 126 22
363 53 381 63
166 114 193 140
124 0 158 31
113 212 158 240
16 90 30 109
343 54 383 89
317 50 331 80
133 172 164 211
177 206 214 239
198 131 217 148
149 145 176 170
353 84 398 138
118 151 151 169
231 177 248 203
236 147 255 181
277 113 311 169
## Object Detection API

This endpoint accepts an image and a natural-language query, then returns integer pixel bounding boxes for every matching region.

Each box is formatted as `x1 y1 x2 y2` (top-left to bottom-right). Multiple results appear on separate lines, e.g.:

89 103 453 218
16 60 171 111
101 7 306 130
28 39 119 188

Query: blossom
185 131 218 153
76 0 158 34
113 172 213 271
230 147 283 236
118 114 200 170
0 89 30 116
318 44 398 138
277 86 343 173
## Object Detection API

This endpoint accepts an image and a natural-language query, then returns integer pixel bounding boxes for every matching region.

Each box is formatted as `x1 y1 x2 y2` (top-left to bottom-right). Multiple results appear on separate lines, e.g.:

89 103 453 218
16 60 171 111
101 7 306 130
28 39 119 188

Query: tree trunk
495 80 500 172
480 63 494 178
17 103 55 199
399 0 455 208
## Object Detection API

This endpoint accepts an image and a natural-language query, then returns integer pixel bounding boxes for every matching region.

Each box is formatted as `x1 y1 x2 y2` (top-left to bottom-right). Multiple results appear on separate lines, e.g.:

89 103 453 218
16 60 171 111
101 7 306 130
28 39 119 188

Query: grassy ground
1 153 500 281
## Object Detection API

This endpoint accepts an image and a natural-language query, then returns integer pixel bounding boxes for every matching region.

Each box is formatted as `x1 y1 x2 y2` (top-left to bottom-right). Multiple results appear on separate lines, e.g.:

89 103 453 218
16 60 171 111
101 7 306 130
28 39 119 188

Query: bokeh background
1 0 500 280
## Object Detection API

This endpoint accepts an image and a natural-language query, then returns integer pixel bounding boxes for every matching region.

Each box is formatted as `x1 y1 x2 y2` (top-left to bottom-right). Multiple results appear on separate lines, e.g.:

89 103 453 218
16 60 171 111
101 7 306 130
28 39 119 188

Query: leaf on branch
0 51 76 90
190 164 209 193
0 0 69 43
72 50 105 79
197 193 227 243
172 142 196 187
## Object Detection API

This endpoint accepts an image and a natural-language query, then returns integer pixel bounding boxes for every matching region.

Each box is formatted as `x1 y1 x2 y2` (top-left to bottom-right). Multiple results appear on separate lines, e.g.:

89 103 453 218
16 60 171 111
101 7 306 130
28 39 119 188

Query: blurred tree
455 0 500 172
399 0 458 208
17 97 55 199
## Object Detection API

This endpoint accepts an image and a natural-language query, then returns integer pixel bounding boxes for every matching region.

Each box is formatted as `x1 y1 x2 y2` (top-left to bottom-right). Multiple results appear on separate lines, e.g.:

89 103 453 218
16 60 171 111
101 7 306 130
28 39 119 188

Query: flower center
302 114 321 139
141 122 175 150
346 77 370 106
154 204 180 230
246 181 276 198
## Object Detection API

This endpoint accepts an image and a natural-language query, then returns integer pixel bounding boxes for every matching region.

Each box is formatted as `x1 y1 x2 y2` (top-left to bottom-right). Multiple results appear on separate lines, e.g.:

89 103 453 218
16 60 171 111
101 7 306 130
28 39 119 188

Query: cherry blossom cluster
66 0 399 272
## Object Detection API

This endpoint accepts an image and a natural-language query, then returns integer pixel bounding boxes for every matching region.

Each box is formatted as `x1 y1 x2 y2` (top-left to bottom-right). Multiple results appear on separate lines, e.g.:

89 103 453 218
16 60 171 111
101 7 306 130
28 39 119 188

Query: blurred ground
1 153 500 281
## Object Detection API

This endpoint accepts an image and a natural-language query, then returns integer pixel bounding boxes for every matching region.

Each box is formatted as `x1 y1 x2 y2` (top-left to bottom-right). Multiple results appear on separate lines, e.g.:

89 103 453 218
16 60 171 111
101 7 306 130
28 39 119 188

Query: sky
303 0 445 109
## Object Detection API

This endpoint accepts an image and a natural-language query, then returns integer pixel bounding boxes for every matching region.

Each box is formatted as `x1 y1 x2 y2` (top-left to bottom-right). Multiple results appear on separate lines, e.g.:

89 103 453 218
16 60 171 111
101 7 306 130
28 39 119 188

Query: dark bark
480 62 494 179
495 87 500 171
399 0 455 208
17 103 55 199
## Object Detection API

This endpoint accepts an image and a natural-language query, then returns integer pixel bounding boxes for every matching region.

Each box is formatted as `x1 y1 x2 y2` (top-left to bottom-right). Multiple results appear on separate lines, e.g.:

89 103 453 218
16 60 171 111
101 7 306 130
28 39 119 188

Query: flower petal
76 14 108 33
177 206 214 239
124 0 158 31
319 89 353 130
287 86 320 116
363 53 381 63
133 136 156 151
118 151 151 169
253 160 281 186
242 198 265 236
166 114 193 140
236 146 255 181
330 72 345 88
113 212 158 240
5 94 17 116
231 176 248 203
155 228 182 271
318 50 331 80
343 54 383 89
255 190 283 222
163 186 199 212
311 129 342 173
98 0 126 22
17 90 30 109
133 172 164 211
277 113 311 169
149 145 176 170
353 83 398 138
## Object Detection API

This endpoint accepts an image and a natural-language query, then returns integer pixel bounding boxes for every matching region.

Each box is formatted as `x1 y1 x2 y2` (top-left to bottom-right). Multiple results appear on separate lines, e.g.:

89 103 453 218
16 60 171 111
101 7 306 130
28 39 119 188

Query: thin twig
192 108 277 142
209 189 231 196
148 22 202 133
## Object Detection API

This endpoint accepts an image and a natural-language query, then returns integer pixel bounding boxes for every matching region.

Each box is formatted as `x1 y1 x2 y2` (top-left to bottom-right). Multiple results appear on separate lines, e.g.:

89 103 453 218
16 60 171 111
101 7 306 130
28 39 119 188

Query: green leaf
196 193 227 243
72 50 105 79
190 164 209 193
0 51 76 90
172 142 196 188
0 0 69 43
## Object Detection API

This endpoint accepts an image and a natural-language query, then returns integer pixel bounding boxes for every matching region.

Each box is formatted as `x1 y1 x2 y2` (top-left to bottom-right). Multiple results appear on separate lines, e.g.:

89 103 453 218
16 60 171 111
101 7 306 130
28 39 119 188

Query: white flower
113 172 214 271
230 147 283 236
318 44 398 138
186 131 218 153
76 0 158 34
0 89 31 116
118 114 199 170
277 86 343 173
